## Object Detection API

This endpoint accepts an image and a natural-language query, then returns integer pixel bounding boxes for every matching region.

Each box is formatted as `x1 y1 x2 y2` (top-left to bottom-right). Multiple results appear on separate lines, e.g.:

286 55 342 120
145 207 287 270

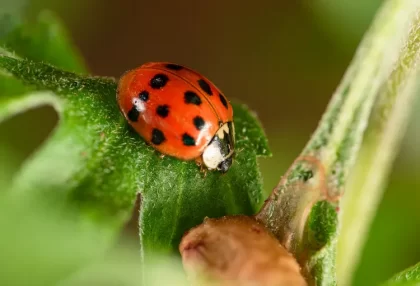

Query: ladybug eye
217 157 232 173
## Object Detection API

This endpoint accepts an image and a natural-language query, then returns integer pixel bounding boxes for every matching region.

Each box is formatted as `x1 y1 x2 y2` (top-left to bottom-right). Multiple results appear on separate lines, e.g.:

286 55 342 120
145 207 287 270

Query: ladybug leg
195 157 203 167
200 165 208 178
195 157 208 177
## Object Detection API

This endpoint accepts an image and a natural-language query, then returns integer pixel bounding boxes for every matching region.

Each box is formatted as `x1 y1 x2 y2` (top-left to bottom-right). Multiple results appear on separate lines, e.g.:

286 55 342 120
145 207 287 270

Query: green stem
337 9 420 285
256 0 420 284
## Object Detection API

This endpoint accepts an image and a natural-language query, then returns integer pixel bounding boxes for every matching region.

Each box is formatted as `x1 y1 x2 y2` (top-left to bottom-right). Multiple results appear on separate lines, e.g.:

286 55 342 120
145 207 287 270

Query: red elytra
117 62 235 173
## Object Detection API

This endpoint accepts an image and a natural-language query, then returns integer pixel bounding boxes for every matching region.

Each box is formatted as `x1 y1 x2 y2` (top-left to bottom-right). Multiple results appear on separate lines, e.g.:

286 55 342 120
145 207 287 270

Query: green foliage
383 262 420 286
257 0 420 285
0 10 87 73
0 194 106 286
0 193 188 286
1 5 418 286
306 201 337 250
0 10 271 268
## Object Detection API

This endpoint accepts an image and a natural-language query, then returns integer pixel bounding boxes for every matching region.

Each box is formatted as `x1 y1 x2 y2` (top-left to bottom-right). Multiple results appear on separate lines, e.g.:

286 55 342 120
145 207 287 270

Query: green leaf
336 3 420 285
0 194 100 286
0 10 87 73
0 52 270 259
0 192 188 286
382 262 420 286
256 0 420 285
0 61 56 190
140 102 270 253
306 201 337 251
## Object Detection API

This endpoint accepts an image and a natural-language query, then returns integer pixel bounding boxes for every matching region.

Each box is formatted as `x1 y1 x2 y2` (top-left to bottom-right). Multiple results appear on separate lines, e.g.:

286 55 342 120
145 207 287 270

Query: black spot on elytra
193 116 205 130
197 79 212 95
150 74 169 89
165 64 183 70
182 133 196 146
184 91 202 105
139 90 149 101
151 129 165 145
219 93 228 109
127 106 139 122
156 105 169 118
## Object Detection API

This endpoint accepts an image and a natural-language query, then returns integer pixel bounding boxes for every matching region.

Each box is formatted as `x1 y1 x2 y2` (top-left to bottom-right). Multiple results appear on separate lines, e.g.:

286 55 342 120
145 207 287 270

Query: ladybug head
202 122 235 173
217 156 233 173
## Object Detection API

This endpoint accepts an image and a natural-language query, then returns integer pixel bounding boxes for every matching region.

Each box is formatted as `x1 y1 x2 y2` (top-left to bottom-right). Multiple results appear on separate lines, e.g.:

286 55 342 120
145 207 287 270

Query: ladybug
117 62 235 173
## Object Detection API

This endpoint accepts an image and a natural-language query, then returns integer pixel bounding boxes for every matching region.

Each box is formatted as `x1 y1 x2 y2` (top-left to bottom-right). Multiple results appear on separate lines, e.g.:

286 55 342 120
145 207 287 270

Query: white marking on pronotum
202 139 224 170
202 123 234 169
216 123 230 139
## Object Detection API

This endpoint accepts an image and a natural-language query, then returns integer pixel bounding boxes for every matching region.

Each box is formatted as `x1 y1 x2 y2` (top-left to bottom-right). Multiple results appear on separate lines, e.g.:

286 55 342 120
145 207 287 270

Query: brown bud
179 215 307 286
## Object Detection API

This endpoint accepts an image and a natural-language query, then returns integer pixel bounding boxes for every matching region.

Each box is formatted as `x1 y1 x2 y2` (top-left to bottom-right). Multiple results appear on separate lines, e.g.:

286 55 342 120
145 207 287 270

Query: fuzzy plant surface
1 2 419 286
382 262 420 286
256 0 420 285
0 8 270 268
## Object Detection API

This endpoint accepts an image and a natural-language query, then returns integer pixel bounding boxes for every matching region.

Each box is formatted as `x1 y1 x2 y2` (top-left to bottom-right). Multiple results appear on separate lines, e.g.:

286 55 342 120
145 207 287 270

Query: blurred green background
1 0 418 285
